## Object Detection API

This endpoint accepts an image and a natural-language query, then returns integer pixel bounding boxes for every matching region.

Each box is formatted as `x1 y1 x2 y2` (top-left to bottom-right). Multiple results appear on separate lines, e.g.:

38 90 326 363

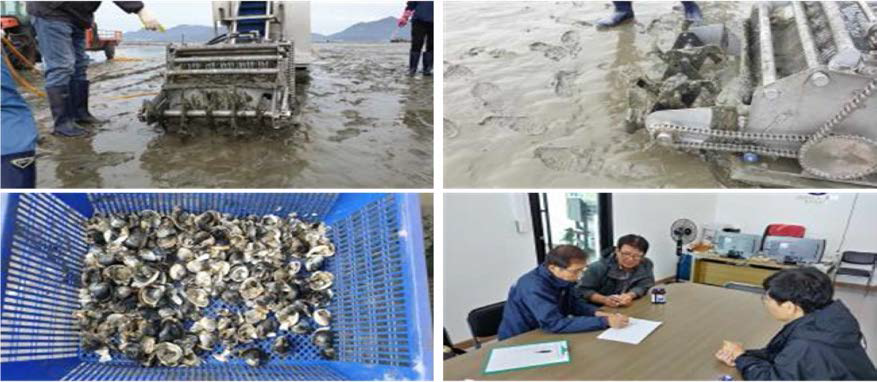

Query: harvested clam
103 264 133 285
239 277 264 300
185 287 210 308
169 263 187 280
76 207 337 367
242 347 267 367
313 309 332 327
313 327 333 349
308 271 334 291
155 342 183 366
305 255 324 272
272 336 292 354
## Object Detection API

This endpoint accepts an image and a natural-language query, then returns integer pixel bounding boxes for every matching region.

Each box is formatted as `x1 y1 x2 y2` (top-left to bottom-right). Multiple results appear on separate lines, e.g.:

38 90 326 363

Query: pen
535 350 552 354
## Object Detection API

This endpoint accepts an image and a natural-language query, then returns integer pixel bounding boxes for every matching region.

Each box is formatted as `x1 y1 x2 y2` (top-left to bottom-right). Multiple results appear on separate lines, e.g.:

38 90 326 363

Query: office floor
835 285 877 363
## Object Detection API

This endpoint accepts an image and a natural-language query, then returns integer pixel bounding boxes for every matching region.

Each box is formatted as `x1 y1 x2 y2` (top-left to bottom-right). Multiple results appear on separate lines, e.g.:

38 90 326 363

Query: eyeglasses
618 250 644 260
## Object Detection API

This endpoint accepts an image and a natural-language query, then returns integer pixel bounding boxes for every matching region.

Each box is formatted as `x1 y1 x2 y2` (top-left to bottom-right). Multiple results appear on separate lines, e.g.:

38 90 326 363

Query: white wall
443 193 537 343
613 193 719 281
714 193 877 286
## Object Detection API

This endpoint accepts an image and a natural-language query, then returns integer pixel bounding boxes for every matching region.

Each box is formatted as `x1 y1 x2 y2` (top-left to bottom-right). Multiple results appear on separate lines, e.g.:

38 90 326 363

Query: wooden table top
444 283 783 380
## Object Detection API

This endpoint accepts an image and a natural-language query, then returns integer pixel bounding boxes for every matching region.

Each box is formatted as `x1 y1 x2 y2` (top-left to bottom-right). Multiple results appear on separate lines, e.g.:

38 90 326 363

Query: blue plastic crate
0 193 432 381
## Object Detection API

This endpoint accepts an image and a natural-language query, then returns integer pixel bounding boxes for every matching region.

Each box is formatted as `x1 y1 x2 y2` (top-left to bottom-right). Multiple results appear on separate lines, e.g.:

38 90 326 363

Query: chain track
647 122 805 158
798 77 877 180
648 78 877 178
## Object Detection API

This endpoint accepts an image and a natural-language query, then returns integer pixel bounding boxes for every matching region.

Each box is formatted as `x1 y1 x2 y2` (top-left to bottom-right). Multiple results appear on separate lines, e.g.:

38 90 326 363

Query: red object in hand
398 10 414 27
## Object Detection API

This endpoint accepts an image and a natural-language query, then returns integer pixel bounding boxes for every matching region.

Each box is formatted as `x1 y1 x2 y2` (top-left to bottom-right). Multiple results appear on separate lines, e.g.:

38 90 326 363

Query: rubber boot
46 85 86 137
596 1 635 29
70 79 105 125
422 52 433 76
409 51 421 76
682 2 703 24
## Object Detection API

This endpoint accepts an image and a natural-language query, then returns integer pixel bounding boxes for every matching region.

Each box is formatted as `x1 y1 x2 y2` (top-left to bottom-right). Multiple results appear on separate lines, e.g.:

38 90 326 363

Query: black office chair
724 282 764 294
833 251 877 296
443 328 466 360
466 301 505 349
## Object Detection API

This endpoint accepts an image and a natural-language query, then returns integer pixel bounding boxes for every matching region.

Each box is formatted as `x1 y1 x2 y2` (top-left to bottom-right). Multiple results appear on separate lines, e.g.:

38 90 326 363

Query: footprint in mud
445 62 474 80
529 42 568 61
444 118 461 139
560 30 582 56
488 49 517 59
341 109 377 127
479 116 547 136
465 46 486 57
471 82 510 112
534 146 605 173
552 70 579 97
329 127 363 143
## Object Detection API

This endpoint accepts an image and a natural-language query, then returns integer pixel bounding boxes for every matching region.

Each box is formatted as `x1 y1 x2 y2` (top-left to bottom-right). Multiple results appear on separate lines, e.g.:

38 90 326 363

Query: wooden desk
691 253 793 287
443 283 782 380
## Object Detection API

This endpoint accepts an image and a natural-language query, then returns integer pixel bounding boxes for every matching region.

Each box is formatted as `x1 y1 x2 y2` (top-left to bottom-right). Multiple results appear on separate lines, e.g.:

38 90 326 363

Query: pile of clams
76 207 337 367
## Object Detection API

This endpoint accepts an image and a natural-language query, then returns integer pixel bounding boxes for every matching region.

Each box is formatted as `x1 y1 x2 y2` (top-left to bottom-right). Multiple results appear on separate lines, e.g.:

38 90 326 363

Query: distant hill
326 16 411 42
123 17 414 43
124 24 227 43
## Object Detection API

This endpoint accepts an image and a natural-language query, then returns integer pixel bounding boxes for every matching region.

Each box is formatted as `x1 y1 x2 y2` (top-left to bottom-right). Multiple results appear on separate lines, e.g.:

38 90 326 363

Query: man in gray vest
578 234 655 307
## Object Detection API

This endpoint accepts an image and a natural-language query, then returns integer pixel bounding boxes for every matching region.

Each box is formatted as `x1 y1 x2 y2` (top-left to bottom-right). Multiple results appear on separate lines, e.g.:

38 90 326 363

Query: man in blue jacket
398 1 433 76
498 245 629 340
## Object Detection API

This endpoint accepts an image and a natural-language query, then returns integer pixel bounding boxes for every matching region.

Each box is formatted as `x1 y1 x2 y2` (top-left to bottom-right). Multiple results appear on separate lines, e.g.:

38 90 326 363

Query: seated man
578 234 655 308
498 245 628 340
715 267 877 380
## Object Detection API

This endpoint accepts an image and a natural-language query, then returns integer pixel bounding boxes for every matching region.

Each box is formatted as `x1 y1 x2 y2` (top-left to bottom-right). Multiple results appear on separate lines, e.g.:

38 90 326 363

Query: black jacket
735 300 877 380
405 1 433 23
577 250 655 302
497 266 608 340
27 2 144 29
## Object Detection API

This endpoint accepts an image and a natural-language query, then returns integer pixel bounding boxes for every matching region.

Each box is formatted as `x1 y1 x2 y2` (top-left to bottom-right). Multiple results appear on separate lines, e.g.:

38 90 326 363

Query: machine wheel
798 136 877 181
104 44 116 60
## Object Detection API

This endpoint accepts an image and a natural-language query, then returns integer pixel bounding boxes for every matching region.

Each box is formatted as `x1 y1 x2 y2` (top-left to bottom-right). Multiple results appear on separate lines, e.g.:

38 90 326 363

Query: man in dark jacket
397 1 433 76
578 234 656 307
27 2 162 137
716 267 877 380
498 245 629 340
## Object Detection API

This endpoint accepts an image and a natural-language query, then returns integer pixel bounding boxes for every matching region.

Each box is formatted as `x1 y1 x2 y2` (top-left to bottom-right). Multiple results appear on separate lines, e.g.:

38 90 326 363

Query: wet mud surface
444 1 752 188
18 43 432 188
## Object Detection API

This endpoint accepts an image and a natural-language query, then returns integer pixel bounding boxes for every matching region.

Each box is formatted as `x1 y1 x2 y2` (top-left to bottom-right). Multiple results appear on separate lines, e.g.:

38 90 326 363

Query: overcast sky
94 1 404 35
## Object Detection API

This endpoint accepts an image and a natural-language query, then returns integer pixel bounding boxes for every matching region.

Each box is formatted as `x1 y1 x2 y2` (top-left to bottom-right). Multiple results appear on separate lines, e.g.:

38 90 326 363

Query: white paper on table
597 318 662 345
483 340 569 374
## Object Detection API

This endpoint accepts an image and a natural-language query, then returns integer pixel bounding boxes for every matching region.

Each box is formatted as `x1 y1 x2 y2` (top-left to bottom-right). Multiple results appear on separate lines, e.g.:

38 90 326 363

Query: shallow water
444 1 752 188
21 42 432 188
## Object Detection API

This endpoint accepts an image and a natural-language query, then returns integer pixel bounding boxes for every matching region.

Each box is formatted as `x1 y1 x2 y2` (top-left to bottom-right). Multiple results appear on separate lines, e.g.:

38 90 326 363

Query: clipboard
482 340 570 375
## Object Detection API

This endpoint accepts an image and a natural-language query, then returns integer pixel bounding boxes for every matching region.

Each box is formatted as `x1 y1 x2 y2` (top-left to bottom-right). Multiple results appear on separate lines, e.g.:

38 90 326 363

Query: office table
444 283 783 380
690 253 835 288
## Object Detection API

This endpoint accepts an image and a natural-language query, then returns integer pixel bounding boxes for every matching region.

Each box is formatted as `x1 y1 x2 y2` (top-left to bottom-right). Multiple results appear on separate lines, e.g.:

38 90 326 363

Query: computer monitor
714 232 761 258
762 236 825 264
